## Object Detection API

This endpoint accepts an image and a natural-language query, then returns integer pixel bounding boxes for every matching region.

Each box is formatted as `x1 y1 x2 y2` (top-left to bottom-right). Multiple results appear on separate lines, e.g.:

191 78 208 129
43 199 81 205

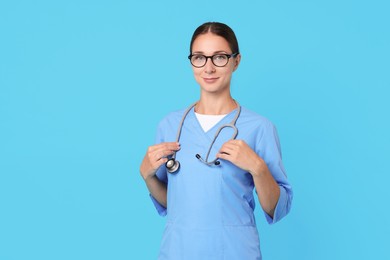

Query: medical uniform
150 105 293 260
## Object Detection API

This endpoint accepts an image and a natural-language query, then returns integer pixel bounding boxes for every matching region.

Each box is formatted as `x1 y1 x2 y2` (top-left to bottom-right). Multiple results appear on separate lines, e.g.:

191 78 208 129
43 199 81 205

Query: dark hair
189 22 240 54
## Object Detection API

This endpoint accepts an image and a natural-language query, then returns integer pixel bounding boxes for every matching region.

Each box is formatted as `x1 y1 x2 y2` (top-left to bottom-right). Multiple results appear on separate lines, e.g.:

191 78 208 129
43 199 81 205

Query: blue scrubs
150 105 293 259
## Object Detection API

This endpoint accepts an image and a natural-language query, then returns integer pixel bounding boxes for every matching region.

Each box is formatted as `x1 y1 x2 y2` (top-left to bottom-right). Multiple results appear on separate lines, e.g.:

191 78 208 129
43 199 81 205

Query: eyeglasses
188 53 238 68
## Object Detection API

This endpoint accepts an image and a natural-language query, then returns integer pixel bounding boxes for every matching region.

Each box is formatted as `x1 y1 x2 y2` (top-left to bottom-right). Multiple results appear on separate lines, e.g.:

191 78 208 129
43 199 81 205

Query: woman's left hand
218 139 280 217
217 140 266 176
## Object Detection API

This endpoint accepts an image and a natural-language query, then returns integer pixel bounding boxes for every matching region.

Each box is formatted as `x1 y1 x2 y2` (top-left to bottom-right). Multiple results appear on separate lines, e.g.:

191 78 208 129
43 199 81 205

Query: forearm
142 175 168 208
250 159 280 218
139 142 180 208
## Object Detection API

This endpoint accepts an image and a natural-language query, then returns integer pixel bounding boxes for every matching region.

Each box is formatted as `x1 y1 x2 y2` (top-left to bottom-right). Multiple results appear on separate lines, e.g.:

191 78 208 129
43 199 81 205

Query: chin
200 85 227 94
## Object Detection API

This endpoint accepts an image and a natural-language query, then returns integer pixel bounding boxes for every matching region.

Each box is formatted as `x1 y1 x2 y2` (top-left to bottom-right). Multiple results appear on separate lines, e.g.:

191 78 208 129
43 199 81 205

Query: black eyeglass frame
188 53 239 68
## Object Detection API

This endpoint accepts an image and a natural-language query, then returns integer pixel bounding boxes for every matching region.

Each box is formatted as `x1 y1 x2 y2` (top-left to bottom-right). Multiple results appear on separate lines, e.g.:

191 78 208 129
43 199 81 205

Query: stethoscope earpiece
196 154 221 166
166 158 180 173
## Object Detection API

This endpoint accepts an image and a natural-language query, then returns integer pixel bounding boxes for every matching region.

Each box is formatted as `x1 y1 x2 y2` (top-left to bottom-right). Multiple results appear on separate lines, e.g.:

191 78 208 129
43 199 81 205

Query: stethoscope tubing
172 101 241 165
172 102 198 160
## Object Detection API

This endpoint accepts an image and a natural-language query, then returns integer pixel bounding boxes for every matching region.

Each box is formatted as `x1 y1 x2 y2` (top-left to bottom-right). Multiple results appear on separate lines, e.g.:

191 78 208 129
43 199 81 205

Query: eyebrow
192 50 230 55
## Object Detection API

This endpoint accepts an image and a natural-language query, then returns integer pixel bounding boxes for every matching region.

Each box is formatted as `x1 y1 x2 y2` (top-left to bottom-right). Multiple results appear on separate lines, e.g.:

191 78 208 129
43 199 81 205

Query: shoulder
238 106 282 151
158 107 187 126
154 107 188 142
239 106 275 130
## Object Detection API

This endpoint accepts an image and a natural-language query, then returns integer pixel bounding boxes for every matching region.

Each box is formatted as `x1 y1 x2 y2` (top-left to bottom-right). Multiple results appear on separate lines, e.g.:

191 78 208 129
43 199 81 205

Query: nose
204 57 215 74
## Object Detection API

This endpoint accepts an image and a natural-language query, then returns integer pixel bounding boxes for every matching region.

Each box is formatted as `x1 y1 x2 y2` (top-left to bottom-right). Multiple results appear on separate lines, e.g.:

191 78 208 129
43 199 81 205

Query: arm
217 121 292 222
249 157 280 217
142 175 168 208
140 142 180 208
217 140 280 217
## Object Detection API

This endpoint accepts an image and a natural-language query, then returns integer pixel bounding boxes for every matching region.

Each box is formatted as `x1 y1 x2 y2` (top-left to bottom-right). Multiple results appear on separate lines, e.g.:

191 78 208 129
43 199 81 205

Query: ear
233 54 241 72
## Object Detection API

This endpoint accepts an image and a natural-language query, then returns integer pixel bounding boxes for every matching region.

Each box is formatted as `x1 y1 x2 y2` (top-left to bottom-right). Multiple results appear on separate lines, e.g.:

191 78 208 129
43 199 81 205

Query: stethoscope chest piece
166 158 180 173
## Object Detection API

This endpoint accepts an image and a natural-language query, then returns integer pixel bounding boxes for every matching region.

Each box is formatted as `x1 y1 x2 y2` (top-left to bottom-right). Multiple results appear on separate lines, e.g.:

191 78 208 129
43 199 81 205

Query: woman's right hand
140 142 180 181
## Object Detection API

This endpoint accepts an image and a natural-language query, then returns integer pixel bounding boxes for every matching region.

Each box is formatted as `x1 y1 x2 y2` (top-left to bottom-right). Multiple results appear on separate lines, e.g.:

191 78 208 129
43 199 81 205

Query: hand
217 140 266 176
140 142 180 180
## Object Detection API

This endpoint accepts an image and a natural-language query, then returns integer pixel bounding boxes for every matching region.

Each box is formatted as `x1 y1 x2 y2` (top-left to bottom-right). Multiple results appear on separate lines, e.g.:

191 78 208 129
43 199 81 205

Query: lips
203 77 219 83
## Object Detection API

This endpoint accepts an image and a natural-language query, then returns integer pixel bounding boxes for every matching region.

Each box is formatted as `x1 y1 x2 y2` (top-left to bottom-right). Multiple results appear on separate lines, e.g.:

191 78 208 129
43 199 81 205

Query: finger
152 148 177 161
148 145 179 159
224 139 247 148
162 142 181 150
216 152 231 161
148 157 168 172
155 143 181 155
219 143 237 155
155 157 168 166
222 139 240 146
148 142 180 152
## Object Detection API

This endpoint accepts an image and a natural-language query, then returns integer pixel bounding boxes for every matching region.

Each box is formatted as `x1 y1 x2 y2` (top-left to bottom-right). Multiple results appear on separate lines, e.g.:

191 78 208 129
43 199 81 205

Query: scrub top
150 105 293 260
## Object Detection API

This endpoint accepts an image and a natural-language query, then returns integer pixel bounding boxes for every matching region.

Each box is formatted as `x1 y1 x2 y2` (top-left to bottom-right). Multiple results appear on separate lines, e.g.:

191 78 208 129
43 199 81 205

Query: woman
140 22 293 259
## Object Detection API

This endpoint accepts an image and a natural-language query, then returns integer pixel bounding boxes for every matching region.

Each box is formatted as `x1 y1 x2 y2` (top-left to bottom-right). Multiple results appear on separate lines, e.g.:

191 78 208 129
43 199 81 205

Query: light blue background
1 0 389 259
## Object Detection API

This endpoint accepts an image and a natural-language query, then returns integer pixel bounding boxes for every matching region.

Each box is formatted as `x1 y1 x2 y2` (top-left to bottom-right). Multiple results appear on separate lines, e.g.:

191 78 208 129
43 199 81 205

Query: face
190 32 240 95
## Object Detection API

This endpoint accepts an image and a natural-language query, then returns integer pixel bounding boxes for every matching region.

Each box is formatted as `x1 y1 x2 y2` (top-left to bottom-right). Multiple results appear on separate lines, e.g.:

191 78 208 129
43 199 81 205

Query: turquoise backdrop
1 0 389 259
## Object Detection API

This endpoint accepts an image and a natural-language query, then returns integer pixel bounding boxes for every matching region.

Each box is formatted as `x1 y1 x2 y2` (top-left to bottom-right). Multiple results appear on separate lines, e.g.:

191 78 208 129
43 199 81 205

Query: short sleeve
256 121 293 224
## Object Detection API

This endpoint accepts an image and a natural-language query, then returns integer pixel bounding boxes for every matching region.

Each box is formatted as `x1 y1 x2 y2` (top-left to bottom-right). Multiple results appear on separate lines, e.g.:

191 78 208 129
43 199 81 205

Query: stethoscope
165 101 241 173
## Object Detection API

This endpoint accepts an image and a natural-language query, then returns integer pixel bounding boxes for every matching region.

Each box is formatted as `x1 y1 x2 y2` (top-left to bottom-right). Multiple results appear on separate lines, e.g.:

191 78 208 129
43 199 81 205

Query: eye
193 55 205 61
214 54 228 61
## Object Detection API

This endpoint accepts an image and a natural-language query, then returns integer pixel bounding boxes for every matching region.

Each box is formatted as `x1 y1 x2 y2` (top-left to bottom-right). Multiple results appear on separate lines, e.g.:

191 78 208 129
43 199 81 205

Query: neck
195 94 237 115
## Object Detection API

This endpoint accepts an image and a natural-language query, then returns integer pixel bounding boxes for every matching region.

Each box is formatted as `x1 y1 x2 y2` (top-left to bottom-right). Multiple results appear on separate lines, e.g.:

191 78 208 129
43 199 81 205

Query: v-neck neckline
194 113 228 133
189 106 239 140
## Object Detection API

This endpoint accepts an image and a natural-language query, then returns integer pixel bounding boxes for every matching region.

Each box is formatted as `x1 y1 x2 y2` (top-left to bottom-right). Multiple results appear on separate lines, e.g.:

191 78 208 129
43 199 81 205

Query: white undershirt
195 112 227 132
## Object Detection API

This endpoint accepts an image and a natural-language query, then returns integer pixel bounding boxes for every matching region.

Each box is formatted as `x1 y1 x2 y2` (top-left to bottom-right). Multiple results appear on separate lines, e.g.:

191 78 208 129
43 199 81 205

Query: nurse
140 22 293 259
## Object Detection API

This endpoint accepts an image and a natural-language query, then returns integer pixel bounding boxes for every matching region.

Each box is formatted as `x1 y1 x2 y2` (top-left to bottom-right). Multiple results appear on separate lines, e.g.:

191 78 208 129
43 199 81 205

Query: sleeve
149 121 169 217
256 121 293 224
